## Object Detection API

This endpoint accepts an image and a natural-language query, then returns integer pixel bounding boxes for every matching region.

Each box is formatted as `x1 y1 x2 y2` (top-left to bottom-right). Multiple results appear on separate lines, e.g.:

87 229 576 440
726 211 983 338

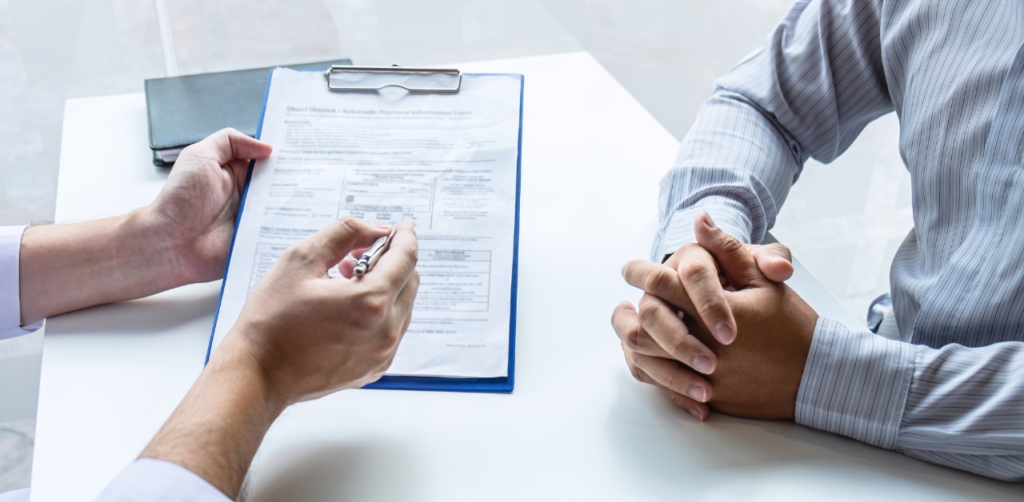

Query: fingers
693 212 764 290
637 294 717 374
671 242 736 344
749 243 794 282
621 344 709 421
186 128 273 166
337 243 379 279
632 353 712 404
392 271 420 324
361 218 419 300
621 260 696 313
338 256 358 278
654 381 709 421
618 332 709 422
295 217 390 270
611 301 673 359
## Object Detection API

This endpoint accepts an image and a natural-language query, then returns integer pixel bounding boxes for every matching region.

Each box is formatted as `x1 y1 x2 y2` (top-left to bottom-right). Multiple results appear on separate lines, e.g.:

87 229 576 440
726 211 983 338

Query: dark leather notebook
145 59 352 166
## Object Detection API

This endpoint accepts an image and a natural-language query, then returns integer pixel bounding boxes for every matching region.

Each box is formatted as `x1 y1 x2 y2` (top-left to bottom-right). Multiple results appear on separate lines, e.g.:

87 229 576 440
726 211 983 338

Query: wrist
128 206 202 288
209 332 290 413
140 334 287 498
19 212 186 323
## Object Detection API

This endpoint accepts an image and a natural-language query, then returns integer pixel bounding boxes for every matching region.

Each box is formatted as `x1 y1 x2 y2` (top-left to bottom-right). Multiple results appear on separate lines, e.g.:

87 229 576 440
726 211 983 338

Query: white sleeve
94 459 231 502
0 226 42 340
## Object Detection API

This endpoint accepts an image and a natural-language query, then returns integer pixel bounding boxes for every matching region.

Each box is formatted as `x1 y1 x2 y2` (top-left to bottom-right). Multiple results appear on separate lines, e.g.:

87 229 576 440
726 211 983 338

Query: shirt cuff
652 196 753 262
795 317 916 450
0 226 41 340
94 458 231 502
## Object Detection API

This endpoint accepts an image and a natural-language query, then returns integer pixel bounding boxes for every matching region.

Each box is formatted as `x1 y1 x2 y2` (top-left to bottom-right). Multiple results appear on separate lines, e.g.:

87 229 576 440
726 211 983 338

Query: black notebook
144 59 352 167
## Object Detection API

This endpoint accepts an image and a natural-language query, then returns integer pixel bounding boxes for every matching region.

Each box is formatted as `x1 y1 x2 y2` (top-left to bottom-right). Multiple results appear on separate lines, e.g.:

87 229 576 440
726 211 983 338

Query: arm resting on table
95 459 231 502
799 318 1024 481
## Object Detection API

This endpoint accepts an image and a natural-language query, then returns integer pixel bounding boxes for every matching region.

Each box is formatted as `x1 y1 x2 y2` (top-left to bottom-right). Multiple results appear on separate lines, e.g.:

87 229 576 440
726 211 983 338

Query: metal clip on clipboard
325 66 462 93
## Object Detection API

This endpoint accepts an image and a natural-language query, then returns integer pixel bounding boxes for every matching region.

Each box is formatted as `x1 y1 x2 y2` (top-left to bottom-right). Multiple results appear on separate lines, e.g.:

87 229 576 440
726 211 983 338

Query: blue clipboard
205 68 523 394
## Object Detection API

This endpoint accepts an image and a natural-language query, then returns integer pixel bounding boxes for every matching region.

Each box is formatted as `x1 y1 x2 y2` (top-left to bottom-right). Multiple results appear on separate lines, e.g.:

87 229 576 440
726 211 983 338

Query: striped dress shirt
655 0 1024 480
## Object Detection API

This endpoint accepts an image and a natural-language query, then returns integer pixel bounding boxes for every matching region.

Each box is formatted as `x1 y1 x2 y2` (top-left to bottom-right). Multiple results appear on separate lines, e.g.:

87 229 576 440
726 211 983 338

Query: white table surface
32 51 1024 502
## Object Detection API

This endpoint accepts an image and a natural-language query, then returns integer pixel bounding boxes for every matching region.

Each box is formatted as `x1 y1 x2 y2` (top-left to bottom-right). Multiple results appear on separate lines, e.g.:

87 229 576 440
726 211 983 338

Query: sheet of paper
209 68 522 378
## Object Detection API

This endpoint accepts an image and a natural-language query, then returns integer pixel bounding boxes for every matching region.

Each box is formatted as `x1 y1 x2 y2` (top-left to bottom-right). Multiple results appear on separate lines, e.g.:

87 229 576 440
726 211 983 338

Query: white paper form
209 68 522 378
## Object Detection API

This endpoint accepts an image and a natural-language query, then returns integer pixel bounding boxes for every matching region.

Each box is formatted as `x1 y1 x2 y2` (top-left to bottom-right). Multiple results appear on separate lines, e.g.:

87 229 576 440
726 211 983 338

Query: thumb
184 128 273 166
749 243 794 282
693 211 766 289
295 217 391 271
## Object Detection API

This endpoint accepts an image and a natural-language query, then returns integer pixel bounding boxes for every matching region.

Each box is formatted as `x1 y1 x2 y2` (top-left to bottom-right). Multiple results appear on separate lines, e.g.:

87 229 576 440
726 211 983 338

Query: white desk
32 52 1024 502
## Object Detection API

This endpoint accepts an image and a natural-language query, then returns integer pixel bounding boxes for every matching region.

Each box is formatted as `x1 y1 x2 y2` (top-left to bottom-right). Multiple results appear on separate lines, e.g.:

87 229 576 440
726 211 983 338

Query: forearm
140 334 286 499
799 318 1024 481
653 95 800 260
656 0 895 260
19 207 186 324
896 341 1024 481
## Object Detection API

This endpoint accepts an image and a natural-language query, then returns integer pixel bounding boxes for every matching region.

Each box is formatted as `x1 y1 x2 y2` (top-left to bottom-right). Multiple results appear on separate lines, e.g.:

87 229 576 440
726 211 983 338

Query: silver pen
353 227 396 277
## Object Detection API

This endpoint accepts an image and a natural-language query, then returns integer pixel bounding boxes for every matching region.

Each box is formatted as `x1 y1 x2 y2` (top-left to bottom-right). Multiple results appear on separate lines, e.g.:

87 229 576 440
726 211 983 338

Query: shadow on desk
606 375 1024 501
243 440 416 502
46 286 220 337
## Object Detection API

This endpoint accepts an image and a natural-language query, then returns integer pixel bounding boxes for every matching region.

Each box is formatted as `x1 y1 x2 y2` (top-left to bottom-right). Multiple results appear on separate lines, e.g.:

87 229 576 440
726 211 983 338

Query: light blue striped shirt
656 0 1024 480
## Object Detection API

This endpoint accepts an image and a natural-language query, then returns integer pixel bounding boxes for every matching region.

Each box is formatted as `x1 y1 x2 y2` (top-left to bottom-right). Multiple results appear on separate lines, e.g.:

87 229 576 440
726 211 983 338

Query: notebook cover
145 59 352 163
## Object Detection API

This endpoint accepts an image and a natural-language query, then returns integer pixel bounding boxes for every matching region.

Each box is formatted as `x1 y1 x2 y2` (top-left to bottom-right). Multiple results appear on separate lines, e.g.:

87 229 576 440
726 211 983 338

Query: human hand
139 217 418 498
614 214 816 420
143 128 273 285
611 212 794 419
218 217 420 404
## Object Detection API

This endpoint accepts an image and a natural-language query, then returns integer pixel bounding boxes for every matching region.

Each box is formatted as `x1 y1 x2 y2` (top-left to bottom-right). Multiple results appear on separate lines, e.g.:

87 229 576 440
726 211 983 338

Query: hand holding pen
339 222 401 279
354 227 397 276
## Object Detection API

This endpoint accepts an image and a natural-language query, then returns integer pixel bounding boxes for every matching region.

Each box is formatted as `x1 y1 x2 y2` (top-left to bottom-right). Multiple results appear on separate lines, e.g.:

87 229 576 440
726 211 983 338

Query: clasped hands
612 212 818 421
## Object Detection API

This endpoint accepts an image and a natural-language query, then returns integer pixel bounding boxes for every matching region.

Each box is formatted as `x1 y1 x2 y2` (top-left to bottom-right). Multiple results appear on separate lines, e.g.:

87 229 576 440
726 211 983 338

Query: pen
353 227 396 277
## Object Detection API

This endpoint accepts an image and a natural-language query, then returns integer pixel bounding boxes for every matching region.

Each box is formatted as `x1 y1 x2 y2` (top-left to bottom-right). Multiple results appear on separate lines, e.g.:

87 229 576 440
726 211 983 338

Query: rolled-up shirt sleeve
95 459 231 502
0 226 42 340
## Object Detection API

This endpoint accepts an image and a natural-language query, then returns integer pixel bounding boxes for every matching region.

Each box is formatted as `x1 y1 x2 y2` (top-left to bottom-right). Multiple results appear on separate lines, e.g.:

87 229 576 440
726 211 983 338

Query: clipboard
205 66 523 394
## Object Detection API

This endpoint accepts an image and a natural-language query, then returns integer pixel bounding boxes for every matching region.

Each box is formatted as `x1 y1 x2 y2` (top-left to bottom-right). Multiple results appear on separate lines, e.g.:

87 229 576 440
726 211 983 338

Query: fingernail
713 322 735 344
701 211 717 229
692 355 714 374
620 263 627 278
689 408 703 421
373 221 391 229
688 386 707 402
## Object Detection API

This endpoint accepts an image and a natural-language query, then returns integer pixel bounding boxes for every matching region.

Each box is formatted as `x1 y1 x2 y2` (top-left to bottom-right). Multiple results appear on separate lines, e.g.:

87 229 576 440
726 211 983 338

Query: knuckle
696 294 728 318
637 299 660 325
285 243 315 264
679 261 710 284
403 244 419 265
383 327 402 347
643 268 674 295
662 372 683 392
669 392 693 410
679 242 699 253
625 324 643 351
336 216 362 233
666 334 695 360
770 243 792 260
358 293 389 322
718 235 744 253
629 364 645 383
